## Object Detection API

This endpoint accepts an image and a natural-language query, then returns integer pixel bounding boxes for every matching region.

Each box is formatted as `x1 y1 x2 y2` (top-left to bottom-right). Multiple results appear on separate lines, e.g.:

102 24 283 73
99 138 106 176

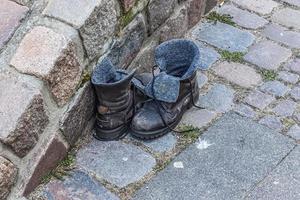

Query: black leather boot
92 58 136 141
130 39 201 139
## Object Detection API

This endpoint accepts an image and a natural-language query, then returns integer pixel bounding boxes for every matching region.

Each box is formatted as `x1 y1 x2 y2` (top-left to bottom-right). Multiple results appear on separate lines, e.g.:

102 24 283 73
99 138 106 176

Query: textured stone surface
133 113 295 200
60 82 95 145
128 39 158 73
218 4 268 29
232 0 279 15
44 0 99 28
272 8 300 30
0 0 28 49
290 86 300 100
10 26 82 106
181 108 217 128
245 90 275 110
196 42 220 70
148 0 176 33
244 41 292 70
260 81 290 97
0 156 17 200
193 22 255 52
286 59 300 74
120 0 135 12
0 75 48 157
197 72 208 88
272 100 297 117
247 146 300 200
287 125 300 140
213 62 262 88
79 0 118 59
295 113 300 122
281 0 300 7
263 24 300 49
259 115 283 131
23 134 68 196
186 0 207 28
198 84 235 112
234 104 257 119
39 170 119 200
158 6 188 42
107 14 146 68
76 140 156 187
277 71 299 84
205 0 218 13
133 133 177 153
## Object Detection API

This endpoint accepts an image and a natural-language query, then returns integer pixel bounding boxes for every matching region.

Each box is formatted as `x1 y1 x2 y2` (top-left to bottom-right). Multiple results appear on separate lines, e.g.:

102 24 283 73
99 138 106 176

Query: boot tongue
92 58 118 84
144 72 180 103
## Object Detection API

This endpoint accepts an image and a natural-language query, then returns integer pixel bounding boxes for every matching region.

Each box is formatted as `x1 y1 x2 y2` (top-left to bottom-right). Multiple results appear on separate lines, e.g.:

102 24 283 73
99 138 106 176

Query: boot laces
150 65 204 134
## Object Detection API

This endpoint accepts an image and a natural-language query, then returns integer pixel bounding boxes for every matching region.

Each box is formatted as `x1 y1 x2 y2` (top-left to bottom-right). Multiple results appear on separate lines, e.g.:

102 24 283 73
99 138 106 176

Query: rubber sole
93 123 129 141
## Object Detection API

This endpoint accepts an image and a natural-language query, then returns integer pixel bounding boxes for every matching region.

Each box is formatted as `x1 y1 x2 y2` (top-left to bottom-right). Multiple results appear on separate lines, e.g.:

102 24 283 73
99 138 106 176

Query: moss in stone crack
119 9 135 29
260 70 277 81
220 50 245 63
282 118 296 128
41 153 76 184
80 70 91 87
207 11 235 26
177 124 201 142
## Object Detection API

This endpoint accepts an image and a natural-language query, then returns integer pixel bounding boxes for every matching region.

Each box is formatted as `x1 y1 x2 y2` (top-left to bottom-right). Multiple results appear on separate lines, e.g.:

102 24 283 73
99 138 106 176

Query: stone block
232 0 279 15
247 146 300 200
287 125 300 140
272 100 297 117
260 81 290 97
76 140 156 187
128 39 158 73
197 72 208 88
196 42 220 70
44 0 118 59
277 71 299 84
234 104 257 119
244 41 292 70
23 133 68 196
10 26 82 106
272 8 300 30
0 156 17 200
205 0 217 13
107 14 146 68
158 6 189 42
0 0 28 49
218 4 268 29
245 90 275 110
133 113 295 200
263 24 300 49
60 82 95 145
180 108 217 128
198 84 235 113
286 59 300 74
259 115 283 131
213 62 262 88
148 0 177 33
186 0 207 28
37 170 119 200
0 75 48 157
290 86 300 101
281 0 300 7
193 22 255 52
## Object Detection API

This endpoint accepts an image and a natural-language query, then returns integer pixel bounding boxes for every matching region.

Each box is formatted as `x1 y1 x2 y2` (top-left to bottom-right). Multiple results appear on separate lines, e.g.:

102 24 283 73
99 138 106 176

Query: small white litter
196 138 214 150
173 161 184 169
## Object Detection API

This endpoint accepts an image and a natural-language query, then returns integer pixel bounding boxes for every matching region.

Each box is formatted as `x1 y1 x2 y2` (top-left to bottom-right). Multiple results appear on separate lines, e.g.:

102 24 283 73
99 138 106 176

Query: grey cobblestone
290 86 300 101
244 41 292 70
245 90 275 110
272 8 300 30
286 59 300 74
180 108 218 128
260 81 290 97
232 0 279 15
272 100 297 117
234 104 257 119
259 115 283 131
277 71 299 84
287 125 300 140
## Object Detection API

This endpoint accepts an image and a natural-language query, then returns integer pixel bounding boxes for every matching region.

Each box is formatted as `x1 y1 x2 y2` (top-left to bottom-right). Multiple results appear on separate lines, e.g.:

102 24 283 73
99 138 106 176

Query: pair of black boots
91 39 201 141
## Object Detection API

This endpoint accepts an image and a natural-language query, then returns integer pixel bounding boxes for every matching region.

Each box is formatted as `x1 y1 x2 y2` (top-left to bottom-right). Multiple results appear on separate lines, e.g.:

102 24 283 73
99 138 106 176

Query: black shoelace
150 65 204 134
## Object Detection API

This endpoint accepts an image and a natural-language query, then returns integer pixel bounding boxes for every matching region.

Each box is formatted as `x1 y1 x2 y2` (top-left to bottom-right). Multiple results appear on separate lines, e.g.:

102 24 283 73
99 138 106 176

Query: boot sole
130 95 196 140
94 123 129 141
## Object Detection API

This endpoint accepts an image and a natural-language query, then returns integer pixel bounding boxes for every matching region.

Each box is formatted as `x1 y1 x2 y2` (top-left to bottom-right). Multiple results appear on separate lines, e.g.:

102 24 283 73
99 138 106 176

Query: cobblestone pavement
31 0 300 199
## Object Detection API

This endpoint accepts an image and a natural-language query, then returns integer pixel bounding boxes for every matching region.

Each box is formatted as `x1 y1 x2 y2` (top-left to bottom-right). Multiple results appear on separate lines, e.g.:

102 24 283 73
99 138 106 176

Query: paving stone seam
242 144 298 199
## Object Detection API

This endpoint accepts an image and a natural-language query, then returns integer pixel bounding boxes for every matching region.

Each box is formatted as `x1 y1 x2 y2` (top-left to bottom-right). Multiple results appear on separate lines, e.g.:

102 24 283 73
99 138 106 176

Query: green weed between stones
41 153 76 184
178 125 201 142
260 70 277 81
220 50 245 62
207 11 235 26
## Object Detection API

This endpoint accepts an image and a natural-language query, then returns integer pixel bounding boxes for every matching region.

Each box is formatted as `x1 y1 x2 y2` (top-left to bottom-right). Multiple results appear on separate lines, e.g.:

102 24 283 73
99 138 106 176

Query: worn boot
92 58 136 141
130 39 201 139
